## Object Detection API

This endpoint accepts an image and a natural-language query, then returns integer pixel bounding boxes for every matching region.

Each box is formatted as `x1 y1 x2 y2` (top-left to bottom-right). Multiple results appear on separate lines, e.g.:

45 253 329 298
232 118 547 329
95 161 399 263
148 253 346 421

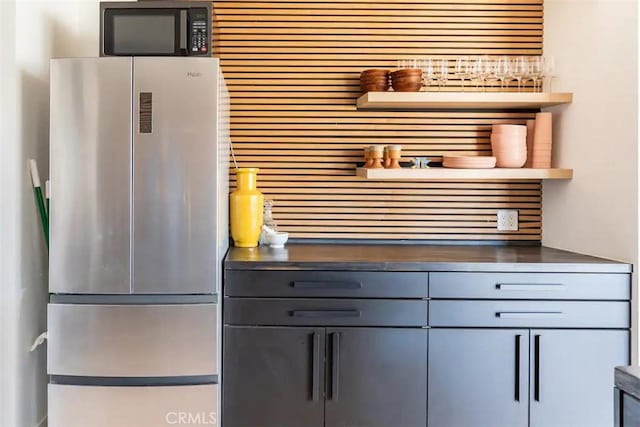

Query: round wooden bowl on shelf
392 68 422 75
391 80 422 92
361 69 388 75
361 70 389 80
392 78 422 84
390 69 422 92
360 69 390 93
361 75 388 81
361 78 389 86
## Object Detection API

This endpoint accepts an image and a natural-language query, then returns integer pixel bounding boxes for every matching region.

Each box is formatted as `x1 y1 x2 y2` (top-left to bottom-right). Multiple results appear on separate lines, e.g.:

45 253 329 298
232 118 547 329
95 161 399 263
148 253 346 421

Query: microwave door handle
179 10 187 52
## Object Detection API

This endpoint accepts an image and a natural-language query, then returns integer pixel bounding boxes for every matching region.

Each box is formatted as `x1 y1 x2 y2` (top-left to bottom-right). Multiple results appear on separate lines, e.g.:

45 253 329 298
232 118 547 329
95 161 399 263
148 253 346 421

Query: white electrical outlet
497 210 519 231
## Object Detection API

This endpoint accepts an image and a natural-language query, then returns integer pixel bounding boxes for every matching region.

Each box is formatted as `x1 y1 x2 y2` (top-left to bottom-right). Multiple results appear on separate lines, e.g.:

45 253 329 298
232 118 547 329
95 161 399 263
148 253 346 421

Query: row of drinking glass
397 56 556 92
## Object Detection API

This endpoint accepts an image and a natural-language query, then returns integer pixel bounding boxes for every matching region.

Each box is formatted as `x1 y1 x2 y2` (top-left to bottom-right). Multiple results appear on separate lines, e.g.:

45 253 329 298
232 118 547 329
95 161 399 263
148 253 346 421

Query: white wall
542 0 639 360
0 1 20 425
0 1 127 425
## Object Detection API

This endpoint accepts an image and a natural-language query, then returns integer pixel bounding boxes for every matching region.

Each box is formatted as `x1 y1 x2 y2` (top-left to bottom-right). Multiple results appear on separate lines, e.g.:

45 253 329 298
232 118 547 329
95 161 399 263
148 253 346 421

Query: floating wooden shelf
356 167 573 181
356 92 574 110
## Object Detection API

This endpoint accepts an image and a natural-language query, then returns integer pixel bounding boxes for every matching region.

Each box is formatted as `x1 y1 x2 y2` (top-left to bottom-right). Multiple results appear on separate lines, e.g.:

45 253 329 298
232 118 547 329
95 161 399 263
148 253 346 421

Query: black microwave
100 1 212 56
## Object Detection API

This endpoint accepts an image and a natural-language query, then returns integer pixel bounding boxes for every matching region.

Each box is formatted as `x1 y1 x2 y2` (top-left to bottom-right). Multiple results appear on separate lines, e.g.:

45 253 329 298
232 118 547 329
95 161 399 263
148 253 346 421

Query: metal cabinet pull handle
311 332 320 401
534 334 541 402
496 283 565 291
291 310 361 318
496 311 562 319
293 281 362 290
331 332 340 401
514 334 521 402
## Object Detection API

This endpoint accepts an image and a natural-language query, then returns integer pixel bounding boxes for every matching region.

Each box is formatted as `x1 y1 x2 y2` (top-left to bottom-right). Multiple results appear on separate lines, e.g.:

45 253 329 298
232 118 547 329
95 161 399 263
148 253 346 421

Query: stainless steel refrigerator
47 57 228 427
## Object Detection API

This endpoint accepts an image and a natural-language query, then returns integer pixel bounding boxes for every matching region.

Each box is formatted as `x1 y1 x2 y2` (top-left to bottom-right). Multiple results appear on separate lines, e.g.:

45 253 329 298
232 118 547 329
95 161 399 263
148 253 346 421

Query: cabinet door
530 329 629 427
325 328 428 427
428 328 529 427
222 326 325 427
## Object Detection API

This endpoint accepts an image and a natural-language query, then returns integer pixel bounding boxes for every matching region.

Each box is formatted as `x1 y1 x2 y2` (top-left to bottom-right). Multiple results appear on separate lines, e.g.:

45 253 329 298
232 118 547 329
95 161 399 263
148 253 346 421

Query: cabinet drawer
430 272 630 300
225 270 427 298
429 300 629 328
224 298 428 327
48 303 218 377
48 384 218 427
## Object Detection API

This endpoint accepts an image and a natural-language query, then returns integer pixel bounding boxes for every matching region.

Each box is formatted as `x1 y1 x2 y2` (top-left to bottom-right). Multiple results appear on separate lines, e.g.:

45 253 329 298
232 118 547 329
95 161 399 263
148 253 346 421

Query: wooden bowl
362 69 388 75
361 74 389 81
361 70 389 79
393 68 422 75
392 76 422 84
361 80 389 85
361 76 389 83
391 81 422 92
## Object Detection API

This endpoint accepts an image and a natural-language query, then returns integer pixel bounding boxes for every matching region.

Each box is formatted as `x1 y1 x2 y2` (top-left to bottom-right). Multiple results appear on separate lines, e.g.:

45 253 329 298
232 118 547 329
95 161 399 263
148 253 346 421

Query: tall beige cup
531 112 552 168
525 119 536 168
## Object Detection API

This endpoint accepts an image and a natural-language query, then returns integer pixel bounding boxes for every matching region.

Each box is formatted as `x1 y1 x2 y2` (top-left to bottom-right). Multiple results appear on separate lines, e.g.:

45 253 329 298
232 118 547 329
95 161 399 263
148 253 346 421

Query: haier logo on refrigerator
187 72 202 78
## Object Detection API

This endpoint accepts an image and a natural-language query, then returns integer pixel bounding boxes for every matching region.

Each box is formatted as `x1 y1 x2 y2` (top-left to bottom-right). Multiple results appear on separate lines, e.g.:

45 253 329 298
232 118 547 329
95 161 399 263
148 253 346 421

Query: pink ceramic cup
491 134 526 149
492 150 527 168
491 124 527 135
490 130 527 168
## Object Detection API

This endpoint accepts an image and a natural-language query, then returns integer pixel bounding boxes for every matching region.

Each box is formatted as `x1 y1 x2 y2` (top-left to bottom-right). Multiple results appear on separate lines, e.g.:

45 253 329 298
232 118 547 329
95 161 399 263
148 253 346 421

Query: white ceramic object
267 232 289 248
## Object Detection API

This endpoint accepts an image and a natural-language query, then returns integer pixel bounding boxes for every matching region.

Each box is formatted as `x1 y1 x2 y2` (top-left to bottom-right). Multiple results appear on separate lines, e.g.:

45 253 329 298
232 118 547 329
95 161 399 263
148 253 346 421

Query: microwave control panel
190 8 210 55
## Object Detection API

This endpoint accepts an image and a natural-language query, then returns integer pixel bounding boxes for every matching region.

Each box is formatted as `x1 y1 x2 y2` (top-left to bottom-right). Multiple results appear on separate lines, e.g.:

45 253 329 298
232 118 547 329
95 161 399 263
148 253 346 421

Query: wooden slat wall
213 0 544 241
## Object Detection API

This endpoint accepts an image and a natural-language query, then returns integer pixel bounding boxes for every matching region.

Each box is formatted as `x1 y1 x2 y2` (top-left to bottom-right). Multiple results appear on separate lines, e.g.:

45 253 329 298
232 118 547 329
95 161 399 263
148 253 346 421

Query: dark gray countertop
225 244 631 273
616 366 640 400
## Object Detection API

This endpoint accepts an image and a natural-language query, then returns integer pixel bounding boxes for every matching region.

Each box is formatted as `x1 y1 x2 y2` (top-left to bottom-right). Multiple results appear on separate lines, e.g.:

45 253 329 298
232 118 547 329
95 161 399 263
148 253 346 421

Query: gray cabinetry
225 270 428 298
325 328 428 427
530 329 628 427
428 329 528 427
224 298 428 327
222 326 325 427
430 300 628 328
430 272 630 300
622 393 640 426
224 248 631 427
223 270 428 427
614 366 640 427
429 272 630 427
223 325 428 427
429 328 628 427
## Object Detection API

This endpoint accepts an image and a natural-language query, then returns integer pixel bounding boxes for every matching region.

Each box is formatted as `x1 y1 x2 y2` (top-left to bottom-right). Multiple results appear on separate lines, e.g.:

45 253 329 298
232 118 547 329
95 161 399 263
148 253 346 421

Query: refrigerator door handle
139 92 152 134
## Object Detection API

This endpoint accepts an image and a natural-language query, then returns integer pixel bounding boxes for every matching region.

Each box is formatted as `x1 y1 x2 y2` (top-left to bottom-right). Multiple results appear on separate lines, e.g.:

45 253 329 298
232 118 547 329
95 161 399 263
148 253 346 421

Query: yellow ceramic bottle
230 168 264 247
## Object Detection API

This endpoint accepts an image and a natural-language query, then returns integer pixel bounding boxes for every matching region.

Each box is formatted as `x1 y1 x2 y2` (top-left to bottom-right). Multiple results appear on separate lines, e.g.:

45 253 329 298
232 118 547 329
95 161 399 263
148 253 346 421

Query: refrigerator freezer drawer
48 303 218 377
48 384 218 427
